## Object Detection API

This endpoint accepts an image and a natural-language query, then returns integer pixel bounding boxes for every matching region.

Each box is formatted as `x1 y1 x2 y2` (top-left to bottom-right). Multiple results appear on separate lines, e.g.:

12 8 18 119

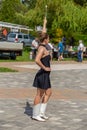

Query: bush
73 33 87 46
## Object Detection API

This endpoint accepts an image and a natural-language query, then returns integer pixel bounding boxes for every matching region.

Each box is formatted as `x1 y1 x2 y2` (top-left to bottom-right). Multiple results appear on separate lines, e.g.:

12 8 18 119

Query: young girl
32 18 52 121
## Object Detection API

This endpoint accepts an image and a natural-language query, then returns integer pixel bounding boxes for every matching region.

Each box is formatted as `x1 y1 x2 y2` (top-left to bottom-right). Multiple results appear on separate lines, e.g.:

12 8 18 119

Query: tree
73 0 87 6
0 0 17 22
21 0 36 9
1 0 87 37
0 0 27 23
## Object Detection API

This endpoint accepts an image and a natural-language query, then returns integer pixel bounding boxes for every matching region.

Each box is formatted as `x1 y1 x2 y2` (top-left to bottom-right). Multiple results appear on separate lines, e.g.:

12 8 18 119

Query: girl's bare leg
40 88 52 119
34 88 45 105
42 88 52 103
32 88 45 121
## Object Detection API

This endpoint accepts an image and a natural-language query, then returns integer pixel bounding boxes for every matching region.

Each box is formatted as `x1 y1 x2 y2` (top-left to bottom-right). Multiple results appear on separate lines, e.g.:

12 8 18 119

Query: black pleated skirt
33 69 51 90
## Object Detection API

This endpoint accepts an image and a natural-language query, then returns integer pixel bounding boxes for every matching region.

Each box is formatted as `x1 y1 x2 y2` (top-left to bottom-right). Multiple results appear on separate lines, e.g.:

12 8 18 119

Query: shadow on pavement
24 101 33 117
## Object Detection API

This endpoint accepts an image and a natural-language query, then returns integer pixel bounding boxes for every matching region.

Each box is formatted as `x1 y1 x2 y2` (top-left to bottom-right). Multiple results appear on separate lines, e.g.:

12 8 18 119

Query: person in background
32 38 39 59
57 39 64 61
69 36 75 47
62 35 66 50
77 40 84 62
2 28 8 40
32 17 52 122
46 42 54 60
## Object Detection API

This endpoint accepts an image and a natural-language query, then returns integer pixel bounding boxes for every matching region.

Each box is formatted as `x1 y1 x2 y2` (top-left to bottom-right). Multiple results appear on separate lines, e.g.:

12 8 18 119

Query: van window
18 35 22 38
24 35 29 39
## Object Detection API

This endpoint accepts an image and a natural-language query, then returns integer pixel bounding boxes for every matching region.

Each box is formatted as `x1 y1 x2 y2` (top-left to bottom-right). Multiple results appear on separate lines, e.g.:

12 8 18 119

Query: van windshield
9 34 16 38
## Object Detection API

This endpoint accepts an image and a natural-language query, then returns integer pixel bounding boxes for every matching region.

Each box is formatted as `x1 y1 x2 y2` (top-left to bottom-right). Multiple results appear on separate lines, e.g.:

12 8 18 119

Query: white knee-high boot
40 103 48 120
32 104 45 121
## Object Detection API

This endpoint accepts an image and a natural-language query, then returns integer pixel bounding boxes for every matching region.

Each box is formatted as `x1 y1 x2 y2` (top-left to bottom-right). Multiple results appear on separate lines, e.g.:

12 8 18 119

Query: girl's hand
44 17 47 25
45 67 51 72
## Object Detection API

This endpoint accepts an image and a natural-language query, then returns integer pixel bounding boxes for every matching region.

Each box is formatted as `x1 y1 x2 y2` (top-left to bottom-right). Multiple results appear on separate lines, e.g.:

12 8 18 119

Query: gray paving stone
0 99 87 130
0 64 87 130
0 69 87 90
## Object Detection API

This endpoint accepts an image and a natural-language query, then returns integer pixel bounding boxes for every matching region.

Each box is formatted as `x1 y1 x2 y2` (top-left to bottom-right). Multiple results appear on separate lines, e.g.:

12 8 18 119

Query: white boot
32 104 45 122
40 103 49 120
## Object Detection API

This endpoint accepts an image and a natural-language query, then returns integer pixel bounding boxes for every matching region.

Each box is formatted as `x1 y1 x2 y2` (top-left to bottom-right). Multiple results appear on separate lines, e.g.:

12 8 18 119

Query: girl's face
45 37 49 44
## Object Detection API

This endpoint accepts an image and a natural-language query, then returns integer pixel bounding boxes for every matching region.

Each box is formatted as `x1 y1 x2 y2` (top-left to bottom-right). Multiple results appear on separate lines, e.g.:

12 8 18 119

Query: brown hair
39 33 49 43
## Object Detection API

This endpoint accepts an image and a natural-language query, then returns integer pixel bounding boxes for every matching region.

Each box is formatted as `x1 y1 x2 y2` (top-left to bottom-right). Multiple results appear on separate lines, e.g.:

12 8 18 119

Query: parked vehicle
0 41 23 60
7 32 34 47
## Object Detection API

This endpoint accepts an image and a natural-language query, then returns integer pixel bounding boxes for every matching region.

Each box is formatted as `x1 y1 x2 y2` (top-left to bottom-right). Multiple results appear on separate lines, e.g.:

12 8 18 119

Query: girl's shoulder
38 44 46 49
39 44 46 47
38 45 45 52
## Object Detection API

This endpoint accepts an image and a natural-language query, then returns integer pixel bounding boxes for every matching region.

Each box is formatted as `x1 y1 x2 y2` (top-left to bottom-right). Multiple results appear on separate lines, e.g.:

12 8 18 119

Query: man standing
62 35 66 49
57 39 64 61
77 40 84 62
32 38 39 59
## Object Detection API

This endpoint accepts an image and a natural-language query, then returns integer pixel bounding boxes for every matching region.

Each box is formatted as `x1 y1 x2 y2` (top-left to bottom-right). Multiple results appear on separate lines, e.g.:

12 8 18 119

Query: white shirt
32 40 38 49
78 43 84 51
48 43 54 49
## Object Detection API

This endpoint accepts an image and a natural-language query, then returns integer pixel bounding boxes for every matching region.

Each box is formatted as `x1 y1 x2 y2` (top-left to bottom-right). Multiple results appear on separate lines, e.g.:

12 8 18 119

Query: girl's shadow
24 101 33 117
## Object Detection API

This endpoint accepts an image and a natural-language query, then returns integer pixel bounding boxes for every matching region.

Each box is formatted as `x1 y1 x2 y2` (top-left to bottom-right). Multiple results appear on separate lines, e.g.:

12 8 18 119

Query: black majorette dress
33 45 51 90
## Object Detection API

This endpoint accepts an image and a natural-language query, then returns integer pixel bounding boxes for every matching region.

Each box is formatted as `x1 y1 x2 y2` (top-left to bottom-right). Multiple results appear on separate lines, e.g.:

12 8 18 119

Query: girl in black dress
32 33 52 121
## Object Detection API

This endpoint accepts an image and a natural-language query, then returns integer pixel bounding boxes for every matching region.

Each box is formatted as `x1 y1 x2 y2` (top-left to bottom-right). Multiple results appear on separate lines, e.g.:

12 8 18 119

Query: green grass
16 50 30 61
0 67 18 72
16 49 34 61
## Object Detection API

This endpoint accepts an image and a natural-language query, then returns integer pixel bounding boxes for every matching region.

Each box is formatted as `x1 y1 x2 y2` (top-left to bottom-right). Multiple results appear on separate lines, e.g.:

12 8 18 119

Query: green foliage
73 0 87 6
0 0 27 23
24 0 37 9
0 0 87 43
0 0 16 22
73 33 87 46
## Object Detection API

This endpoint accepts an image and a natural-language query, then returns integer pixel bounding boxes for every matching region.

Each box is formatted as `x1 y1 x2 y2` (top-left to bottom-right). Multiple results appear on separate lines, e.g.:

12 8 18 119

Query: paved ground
0 61 87 130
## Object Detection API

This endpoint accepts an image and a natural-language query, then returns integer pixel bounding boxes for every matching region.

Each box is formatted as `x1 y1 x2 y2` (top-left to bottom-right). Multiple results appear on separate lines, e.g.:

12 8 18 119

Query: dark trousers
32 49 37 59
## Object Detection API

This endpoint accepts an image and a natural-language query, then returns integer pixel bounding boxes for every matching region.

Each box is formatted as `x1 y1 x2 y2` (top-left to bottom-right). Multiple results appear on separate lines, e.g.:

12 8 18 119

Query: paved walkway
0 61 87 130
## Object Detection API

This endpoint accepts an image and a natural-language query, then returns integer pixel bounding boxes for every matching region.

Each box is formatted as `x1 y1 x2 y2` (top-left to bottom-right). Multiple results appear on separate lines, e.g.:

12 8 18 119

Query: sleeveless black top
33 44 51 89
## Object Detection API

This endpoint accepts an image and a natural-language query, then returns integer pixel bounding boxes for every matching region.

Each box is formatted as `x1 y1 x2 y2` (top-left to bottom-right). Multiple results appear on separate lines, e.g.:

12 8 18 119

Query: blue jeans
77 50 82 62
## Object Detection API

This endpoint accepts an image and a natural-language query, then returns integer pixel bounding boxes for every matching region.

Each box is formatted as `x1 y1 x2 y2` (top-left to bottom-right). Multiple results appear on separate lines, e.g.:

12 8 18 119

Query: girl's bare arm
35 47 51 71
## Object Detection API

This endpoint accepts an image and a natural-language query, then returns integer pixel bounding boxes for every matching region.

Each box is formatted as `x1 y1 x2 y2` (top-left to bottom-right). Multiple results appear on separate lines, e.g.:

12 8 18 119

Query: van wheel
22 42 25 47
